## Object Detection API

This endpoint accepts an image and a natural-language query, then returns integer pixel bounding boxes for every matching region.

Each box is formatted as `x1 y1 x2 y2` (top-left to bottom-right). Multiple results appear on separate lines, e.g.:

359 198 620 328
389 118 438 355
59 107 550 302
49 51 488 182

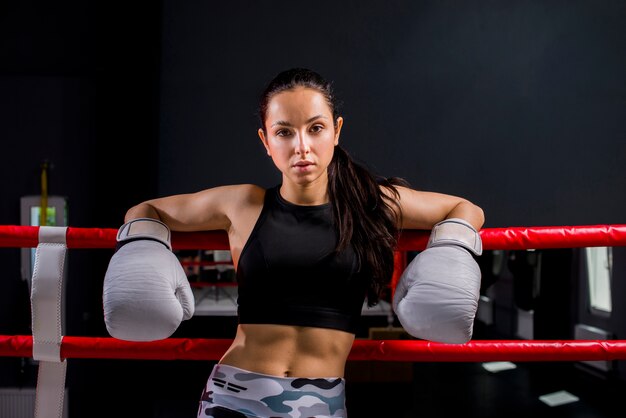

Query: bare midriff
218 323 355 378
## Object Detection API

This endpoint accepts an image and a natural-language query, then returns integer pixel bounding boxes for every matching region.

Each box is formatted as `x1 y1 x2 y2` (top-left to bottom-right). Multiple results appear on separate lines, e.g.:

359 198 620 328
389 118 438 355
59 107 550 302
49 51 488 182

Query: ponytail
328 146 408 306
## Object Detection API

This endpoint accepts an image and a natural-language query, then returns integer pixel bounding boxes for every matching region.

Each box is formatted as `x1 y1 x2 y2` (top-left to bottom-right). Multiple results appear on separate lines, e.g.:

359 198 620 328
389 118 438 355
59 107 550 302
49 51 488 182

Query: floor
344 360 626 418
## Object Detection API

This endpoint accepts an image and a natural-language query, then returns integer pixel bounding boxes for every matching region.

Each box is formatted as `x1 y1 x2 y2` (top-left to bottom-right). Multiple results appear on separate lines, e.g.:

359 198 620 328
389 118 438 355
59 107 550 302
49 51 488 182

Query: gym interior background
1 1 625 417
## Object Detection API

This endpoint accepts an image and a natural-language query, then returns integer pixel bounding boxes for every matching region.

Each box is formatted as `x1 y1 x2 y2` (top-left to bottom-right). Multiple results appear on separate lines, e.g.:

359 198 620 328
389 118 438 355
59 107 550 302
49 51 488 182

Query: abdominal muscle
218 323 355 378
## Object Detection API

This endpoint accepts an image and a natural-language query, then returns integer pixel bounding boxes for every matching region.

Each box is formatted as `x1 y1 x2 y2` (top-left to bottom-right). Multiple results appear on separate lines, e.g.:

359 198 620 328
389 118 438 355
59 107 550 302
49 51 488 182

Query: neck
280 175 329 206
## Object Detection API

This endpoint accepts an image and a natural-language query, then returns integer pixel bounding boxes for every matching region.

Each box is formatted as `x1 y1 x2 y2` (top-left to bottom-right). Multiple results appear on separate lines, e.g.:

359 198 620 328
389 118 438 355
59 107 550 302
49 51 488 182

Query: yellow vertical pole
40 161 48 227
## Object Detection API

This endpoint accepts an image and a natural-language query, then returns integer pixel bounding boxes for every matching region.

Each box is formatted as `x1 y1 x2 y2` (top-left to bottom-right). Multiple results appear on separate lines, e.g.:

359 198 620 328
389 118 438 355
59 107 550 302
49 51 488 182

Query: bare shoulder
214 184 267 222
221 183 266 207
193 183 263 200
379 183 405 198
240 183 266 202
149 184 267 231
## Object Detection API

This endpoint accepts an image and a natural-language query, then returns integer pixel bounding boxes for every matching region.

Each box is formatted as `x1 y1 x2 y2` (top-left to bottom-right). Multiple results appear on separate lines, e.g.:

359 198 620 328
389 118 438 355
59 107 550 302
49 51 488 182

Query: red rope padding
1 224 626 250
478 224 626 251
0 225 40 248
2 335 626 362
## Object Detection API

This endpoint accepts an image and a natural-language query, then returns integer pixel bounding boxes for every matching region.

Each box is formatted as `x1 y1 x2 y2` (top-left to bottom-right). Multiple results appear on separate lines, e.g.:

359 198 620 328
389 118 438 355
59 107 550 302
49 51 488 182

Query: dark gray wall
0 1 625 417
159 0 626 228
0 2 165 416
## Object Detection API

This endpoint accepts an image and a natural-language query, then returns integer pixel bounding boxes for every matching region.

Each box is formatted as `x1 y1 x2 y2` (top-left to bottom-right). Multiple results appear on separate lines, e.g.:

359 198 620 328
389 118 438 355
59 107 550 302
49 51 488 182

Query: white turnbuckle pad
31 226 68 418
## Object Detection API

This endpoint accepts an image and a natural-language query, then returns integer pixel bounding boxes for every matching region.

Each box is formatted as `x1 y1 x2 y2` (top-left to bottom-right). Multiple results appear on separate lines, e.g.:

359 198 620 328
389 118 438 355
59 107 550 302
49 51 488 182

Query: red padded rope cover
1 335 626 362
1 224 625 250
2 224 626 363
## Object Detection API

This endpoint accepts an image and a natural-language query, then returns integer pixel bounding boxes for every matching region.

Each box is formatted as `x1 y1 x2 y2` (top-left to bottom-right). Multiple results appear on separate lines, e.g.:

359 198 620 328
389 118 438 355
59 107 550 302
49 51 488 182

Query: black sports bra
236 185 368 334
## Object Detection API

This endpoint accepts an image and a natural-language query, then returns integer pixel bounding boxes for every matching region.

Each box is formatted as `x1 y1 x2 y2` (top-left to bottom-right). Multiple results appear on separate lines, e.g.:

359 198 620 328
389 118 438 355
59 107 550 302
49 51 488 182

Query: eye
276 129 292 137
310 124 324 133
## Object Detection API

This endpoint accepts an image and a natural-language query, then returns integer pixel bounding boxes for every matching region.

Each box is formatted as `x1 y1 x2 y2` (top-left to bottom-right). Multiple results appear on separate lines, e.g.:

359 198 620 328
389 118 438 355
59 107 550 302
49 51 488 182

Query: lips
293 160 314 167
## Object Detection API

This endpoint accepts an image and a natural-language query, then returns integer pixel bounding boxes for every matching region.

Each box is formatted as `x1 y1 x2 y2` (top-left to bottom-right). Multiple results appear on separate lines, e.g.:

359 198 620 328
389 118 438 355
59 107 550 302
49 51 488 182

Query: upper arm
383 185 484 231
126 184 264 232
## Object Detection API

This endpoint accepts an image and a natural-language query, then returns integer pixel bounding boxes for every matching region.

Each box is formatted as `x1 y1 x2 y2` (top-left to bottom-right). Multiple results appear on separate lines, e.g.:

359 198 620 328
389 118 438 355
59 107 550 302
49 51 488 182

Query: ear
334 116 344 146
258 128 271 156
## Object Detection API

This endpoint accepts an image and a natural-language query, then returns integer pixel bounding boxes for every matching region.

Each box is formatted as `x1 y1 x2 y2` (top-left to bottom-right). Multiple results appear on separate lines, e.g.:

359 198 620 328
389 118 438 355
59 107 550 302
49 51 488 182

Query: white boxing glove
103 218 195 341
393 218 482 344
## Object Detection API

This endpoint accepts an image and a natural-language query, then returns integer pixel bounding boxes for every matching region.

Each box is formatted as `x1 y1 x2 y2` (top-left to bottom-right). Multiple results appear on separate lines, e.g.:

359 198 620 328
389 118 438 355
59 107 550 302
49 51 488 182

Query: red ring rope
2 223 626 363
1 224 625 250
1 336 625 362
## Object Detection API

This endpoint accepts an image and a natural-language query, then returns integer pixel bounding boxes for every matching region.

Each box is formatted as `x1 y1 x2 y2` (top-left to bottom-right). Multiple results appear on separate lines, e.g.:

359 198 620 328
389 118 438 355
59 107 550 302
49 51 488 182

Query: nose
295 132 311 155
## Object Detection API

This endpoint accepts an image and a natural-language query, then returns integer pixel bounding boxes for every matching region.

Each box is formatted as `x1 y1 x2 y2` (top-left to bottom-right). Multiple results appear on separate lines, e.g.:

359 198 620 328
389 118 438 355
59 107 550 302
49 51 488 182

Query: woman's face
258 86 343 187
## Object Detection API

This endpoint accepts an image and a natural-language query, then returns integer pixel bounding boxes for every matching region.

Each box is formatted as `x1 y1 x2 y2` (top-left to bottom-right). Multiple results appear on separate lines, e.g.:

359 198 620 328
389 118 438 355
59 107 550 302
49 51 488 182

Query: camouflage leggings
197 364 348 418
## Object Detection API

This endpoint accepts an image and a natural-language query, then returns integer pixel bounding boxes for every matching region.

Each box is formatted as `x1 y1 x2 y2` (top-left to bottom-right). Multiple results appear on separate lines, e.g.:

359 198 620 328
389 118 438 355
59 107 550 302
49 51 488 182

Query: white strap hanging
30 226 68 418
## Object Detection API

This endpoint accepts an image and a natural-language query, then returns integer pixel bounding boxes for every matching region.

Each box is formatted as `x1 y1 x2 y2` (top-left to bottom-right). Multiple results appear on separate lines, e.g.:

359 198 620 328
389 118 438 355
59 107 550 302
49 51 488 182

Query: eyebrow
271 115 328 128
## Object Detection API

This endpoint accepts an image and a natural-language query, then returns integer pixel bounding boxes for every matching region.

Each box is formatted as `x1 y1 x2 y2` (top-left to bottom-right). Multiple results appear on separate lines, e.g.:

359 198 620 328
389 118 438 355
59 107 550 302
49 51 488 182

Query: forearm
395 187 485 231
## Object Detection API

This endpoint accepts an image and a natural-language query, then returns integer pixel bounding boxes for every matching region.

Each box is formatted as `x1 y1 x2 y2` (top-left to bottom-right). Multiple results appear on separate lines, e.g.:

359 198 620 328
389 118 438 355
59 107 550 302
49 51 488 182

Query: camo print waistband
197 364 347 418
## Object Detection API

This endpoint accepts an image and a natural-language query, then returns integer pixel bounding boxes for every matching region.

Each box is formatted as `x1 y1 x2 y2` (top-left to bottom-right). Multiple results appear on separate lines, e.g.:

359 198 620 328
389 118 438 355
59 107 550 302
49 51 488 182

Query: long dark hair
258 68 408 306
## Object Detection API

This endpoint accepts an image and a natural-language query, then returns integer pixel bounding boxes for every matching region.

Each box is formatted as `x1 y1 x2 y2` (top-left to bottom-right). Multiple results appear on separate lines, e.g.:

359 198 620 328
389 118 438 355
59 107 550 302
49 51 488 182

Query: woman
103 68 484 417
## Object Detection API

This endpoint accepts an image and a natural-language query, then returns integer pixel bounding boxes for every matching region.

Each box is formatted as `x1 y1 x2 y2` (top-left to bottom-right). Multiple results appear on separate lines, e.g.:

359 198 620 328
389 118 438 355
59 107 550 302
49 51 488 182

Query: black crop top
236 185 368 334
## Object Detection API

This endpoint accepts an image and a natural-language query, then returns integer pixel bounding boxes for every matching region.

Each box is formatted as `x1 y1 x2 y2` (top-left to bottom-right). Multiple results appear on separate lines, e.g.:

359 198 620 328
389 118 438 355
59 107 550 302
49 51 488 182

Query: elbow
473 204 485 231
452 199 485 232
124 202 161 223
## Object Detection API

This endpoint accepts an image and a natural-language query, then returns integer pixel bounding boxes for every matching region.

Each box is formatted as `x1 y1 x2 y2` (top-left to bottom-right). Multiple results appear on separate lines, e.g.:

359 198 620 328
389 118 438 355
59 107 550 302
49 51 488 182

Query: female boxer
103 68 485 417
